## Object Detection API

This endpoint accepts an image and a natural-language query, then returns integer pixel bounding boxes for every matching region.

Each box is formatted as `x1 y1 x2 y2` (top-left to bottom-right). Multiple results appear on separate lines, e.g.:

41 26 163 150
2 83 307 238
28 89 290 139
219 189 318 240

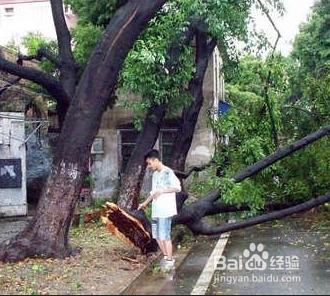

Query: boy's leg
163 240 173 260
152 218 167 256
157 240 167 256
160 217 175 268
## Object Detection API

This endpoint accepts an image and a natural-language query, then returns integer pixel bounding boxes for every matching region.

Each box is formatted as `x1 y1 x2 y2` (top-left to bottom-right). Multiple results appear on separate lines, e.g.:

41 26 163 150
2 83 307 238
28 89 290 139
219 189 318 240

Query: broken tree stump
101 202 152 253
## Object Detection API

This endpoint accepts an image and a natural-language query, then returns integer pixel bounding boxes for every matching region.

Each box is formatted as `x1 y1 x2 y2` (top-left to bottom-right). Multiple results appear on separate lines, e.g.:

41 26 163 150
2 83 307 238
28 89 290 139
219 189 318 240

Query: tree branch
0 77 21 97
164 17 198 73
170 25 216 171
188 193 330 235
207 38 217 56
174 160 214 179
205 200 302 215
0 56 70 105
50 0 77 96
17 47 61 68
233 125 330 182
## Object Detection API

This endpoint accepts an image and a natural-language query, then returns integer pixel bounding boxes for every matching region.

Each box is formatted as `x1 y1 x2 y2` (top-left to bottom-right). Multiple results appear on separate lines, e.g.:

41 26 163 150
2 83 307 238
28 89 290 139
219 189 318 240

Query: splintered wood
101 202 151 253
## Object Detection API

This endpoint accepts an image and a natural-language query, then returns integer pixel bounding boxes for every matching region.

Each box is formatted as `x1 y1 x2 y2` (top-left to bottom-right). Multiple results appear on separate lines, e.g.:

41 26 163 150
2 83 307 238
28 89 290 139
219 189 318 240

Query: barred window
118 128 178 173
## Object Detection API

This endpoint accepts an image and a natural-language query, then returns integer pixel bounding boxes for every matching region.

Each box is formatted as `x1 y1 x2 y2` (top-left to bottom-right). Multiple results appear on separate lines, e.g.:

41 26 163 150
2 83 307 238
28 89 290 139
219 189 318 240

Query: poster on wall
0 159 22 188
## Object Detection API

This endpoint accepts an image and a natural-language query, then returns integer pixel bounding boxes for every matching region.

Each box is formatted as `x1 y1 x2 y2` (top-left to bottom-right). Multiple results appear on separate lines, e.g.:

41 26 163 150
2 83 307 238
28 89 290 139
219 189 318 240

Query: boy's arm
137 194 153 210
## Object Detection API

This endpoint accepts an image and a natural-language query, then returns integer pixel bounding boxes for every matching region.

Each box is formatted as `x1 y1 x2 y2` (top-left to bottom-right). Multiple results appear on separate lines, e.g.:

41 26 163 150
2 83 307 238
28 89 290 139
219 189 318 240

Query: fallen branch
121 256 140 264
17 47 61 68
102 203 151 253
233 125 330 182
205 200 302 215
187 193 330 235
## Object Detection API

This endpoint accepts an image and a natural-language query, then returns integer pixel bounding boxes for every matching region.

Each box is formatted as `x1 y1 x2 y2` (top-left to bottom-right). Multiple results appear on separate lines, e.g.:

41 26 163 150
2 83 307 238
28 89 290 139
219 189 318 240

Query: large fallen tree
102 125 330 252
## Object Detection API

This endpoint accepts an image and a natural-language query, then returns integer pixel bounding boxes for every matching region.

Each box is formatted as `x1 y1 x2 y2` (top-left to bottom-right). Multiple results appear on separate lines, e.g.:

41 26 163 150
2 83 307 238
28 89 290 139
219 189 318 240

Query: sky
251 0 316 56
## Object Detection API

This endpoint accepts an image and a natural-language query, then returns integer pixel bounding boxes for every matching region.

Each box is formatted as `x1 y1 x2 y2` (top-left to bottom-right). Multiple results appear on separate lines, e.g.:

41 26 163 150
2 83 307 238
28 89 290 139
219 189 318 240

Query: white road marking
191 220 235 295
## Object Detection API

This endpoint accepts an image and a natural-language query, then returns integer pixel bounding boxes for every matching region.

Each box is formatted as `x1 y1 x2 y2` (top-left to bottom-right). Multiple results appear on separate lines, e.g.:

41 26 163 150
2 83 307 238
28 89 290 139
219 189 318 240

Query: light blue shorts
151 217 172 240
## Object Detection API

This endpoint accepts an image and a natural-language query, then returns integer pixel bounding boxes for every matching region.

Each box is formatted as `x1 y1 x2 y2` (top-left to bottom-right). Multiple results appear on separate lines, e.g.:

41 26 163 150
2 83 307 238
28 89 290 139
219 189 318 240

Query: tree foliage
66 0 282 127
206 0 329 214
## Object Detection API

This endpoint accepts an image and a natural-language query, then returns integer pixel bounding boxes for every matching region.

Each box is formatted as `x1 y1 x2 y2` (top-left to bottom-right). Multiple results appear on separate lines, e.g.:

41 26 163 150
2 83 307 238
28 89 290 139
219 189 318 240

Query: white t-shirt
151 165 181 218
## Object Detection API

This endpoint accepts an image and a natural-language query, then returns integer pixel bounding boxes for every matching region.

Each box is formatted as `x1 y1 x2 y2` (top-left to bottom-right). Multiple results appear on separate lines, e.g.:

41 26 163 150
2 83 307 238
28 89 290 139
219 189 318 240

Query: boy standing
138 149 181 270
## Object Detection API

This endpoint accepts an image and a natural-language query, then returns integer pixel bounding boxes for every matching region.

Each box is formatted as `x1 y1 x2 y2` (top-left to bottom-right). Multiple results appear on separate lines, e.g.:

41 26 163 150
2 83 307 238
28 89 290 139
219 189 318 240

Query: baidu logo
214 242 299 272
243 243 269 271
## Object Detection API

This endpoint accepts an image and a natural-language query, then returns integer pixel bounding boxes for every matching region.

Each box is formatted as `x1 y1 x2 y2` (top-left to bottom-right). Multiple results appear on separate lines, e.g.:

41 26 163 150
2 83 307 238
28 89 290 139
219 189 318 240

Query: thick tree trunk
170 31 216 171
0 161 84 262
117 104 166 210
0 0 166 263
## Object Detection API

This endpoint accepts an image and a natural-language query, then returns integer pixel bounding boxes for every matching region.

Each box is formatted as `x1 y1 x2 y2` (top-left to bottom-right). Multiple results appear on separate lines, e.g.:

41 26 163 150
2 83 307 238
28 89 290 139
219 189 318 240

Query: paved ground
207 212 330 295
123 211 329 295
122 236 218 295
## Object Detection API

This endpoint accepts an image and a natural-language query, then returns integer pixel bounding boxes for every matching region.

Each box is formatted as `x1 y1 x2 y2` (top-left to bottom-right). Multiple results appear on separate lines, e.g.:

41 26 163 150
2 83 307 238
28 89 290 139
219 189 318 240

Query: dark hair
144 149 160 161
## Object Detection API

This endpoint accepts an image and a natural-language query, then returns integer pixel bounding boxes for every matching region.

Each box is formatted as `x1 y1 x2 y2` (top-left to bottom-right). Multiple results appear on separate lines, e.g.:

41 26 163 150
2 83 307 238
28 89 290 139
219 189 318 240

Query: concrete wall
0 112 27 217
91 49 224 199
90 129 119 199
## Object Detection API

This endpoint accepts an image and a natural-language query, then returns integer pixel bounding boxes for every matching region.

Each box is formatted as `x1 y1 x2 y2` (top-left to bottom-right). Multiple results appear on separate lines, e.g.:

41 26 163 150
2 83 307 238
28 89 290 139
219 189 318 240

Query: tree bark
170 30 217 171
0 57 70 105
50 0 78 97
0 0 167 263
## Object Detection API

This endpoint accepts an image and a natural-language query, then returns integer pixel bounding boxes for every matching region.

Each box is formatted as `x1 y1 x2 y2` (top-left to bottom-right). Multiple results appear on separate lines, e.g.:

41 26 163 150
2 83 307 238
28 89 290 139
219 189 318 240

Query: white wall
0 112 27 217
0 1 76 48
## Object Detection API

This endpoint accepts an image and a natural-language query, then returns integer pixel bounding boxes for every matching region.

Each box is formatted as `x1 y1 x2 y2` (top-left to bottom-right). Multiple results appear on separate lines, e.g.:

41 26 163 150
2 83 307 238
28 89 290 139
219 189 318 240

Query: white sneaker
160 256 167 267
162 258 175 271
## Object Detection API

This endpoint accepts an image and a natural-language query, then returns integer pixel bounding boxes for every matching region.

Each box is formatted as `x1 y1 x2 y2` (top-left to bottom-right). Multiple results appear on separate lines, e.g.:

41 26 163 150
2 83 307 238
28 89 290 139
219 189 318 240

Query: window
64 4 72 14
119 129 139 174
4 7 14 15
118 128 178 174
159 129 177 166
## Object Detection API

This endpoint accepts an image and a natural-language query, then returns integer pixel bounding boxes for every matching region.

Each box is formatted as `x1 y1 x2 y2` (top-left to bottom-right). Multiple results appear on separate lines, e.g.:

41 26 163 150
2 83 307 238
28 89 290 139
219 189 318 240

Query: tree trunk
0 161 84 262
170 31 216 171
0 0 167 263
117 20 197 209
117 104 166 210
